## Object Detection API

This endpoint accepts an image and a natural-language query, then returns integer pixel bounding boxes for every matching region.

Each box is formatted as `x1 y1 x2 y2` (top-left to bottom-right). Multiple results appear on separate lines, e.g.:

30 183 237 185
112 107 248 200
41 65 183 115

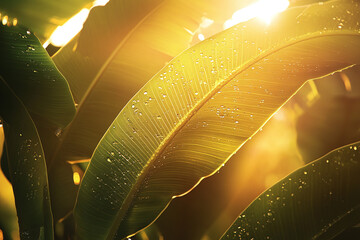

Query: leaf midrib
107 31 360 239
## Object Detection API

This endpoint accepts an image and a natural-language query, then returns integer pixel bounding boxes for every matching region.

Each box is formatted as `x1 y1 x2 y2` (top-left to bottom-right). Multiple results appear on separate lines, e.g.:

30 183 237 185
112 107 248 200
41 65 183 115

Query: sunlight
1 15 8 25
73 172 81 185
47 0 110 47
48 9 89 47
224 0 289 29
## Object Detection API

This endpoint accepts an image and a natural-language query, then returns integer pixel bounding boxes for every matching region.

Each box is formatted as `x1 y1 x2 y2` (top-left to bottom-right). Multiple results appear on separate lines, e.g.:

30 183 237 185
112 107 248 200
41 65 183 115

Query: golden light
224 0 289 29
340 72 352 92
2 15 8 25
198 33 205 41
49 9 90 47
73 172 81 185
12 18 17 26
47 0 110 47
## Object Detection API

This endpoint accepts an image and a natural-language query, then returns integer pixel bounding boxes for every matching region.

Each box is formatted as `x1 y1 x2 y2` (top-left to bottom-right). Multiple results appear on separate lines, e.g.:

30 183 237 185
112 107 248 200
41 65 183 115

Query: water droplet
55 128 62 137
156 115 162 120
110 152 115 156
144 91 148 95
26 30 31 35
26 45 35 51
354 146 357 150
107 158 112 163
304 171 307 175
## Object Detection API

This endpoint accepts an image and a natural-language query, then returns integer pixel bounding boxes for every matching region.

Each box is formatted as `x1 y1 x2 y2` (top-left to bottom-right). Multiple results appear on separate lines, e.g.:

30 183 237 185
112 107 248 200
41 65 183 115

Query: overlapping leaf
221 141 360 239
74 0 360 239
0 25 76 129
0 77 53 239
49 0 246 219
0 25 75 239
52 0 245 163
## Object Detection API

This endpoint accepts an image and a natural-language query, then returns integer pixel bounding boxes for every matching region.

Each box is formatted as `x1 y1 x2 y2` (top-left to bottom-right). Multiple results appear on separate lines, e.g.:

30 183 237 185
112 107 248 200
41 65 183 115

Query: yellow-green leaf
49 0 246 220
52 0 245 162
75 0 360 239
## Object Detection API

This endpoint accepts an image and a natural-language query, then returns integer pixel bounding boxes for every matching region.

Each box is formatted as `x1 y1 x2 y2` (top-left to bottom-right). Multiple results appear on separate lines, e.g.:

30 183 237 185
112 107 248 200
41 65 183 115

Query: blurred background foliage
0 0 359 239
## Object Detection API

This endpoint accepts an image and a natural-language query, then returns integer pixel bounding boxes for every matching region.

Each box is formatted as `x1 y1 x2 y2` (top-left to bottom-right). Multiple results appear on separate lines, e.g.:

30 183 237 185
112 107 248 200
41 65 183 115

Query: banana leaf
0 77 53 239
0 0 93 42
221 141 360 239
74 0 360 239
51 0 246 163
0 24 75 239
0 25 75 129
49 0 248 220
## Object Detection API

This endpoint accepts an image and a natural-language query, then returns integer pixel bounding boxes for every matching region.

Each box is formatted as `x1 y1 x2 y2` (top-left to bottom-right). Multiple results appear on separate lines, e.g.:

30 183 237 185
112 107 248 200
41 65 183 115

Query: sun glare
224 0 289 29
47 0 110 47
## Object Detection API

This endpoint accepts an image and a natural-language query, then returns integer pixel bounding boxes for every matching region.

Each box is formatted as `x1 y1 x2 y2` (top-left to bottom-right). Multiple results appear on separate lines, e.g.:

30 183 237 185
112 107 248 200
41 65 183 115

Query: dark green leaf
221 142 360 239
0 76 53 239
0 24 75 129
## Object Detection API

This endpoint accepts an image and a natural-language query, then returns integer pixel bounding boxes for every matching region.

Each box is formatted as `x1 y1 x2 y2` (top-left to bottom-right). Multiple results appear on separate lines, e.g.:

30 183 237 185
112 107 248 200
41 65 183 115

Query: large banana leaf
0 0 93 42
221 141 360 239
0 77 53 239
49 0 247 220
52 0 245 163
75 0 360 239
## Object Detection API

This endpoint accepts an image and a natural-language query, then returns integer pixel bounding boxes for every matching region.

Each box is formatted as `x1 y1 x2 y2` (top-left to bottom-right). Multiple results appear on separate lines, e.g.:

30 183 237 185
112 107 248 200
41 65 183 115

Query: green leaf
49 0 246 219
221 141 360 239
0 25 76 129
0 0 93 42
0 77 53 239
75 0 360 239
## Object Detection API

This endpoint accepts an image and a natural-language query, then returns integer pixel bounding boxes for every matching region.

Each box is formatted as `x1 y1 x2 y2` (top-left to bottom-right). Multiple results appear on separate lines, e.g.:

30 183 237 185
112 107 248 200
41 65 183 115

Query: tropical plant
0 0 360 239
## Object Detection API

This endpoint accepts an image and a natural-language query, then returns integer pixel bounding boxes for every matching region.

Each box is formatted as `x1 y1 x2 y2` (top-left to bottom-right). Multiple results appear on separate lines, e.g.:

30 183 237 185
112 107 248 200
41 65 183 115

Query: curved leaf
75 0 360 239
0 0 93 41
49 0 246 219
52 0 245 162
221 141 360 239
0 25 75 129
0 77 53 239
